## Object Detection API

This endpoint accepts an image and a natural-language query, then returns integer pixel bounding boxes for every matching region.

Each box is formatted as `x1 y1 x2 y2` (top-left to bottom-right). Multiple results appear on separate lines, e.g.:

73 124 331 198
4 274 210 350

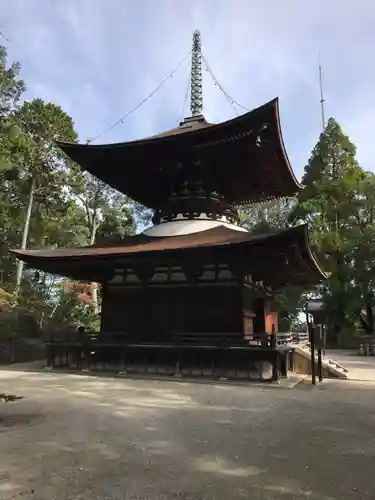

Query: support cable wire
0 25 10 42
202 54 249 114
203 55 237 116
179 72 191 123
87 51 191 144
318 53 326 133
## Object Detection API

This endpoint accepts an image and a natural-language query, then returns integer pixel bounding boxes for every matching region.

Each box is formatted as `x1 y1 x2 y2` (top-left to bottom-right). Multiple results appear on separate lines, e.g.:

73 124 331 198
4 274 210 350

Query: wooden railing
45 336 292 382
43 329 312 382
47 330 310 349
246 332 309 348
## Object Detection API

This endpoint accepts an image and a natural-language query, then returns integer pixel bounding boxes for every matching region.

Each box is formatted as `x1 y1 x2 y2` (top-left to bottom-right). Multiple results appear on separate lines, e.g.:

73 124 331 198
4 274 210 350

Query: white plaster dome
143 217 248 237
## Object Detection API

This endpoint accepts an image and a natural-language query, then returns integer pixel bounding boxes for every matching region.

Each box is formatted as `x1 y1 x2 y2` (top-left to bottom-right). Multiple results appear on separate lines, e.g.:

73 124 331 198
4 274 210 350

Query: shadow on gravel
0 412 42 429
0 393 24 402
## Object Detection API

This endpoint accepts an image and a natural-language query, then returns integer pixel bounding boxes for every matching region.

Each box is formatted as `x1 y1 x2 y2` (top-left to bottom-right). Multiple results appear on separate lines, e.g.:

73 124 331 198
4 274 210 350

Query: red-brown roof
12 225 278 258
57 98 303 208
149 117 213 138
12 224 327 288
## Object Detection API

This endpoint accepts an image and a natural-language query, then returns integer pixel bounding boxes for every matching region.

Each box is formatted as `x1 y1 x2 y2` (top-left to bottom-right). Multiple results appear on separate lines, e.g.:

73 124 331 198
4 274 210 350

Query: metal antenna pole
190 30 203 117
318 56 326 132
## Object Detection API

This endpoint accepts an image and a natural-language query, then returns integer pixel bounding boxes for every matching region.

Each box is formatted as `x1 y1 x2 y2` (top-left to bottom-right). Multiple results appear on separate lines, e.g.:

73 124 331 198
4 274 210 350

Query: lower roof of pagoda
56 98 303 208
12 224 327 289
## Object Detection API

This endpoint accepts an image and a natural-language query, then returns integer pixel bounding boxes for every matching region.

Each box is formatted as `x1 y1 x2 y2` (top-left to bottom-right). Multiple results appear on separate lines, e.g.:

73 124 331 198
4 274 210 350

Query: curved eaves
298 224 329 280
55 99 278 152
273 98 304 192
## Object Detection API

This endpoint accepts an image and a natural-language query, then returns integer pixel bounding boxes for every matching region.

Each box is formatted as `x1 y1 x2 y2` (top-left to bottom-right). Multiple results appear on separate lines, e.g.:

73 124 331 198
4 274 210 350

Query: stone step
296 346 349 378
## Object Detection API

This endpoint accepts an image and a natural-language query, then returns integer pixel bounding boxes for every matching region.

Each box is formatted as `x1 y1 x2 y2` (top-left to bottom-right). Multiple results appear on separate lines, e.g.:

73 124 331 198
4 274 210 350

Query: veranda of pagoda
12 32 327 382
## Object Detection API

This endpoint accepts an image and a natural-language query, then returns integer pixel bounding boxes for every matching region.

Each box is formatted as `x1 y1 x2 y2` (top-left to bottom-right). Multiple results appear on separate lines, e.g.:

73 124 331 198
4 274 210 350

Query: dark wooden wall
101 284 243 341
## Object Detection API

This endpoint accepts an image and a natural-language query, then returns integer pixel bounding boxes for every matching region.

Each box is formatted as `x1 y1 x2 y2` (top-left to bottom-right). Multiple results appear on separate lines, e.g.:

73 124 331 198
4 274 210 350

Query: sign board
306 300 324 312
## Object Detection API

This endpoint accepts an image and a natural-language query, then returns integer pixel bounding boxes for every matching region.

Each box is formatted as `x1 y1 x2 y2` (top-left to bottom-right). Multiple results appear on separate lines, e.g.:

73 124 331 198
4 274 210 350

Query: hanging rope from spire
202 54 249 113
86 51 191 144
190 30 203 117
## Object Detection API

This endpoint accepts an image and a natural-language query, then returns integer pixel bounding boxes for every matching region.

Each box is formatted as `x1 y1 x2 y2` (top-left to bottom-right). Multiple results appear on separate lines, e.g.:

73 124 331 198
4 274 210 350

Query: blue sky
3 0 375 180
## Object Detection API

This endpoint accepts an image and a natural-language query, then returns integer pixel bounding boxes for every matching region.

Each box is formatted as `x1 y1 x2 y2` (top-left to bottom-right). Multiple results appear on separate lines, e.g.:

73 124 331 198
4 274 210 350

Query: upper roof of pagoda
57 98 303 209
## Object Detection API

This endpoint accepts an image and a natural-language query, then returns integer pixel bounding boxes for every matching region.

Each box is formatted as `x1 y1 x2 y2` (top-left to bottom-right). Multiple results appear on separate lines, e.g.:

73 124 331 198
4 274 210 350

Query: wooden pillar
99 285 106 333
264 297 278 333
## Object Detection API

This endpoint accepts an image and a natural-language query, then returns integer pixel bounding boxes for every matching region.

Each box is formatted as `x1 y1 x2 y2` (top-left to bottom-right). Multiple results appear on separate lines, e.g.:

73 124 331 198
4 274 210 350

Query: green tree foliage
0 287 13 311
0 45 27 174
240 199 293 233
67 172 136 314
0 46 24 115
97 205 136 241
50 281 101 332
290 118 375 344
345 174 375 335
68 173 136 245
0 45 136 339
240 199 305 330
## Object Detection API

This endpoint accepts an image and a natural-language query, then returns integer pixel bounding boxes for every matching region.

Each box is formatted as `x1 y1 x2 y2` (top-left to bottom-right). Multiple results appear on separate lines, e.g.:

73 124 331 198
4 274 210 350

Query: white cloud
3 0 375 176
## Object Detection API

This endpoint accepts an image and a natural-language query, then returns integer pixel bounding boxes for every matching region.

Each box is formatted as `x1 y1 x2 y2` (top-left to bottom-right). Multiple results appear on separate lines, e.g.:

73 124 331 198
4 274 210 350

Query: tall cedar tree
290 117 365 344
346 173 375 335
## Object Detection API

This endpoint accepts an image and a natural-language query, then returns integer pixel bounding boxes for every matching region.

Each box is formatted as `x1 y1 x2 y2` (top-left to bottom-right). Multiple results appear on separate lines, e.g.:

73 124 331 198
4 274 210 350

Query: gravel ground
1 370 375 500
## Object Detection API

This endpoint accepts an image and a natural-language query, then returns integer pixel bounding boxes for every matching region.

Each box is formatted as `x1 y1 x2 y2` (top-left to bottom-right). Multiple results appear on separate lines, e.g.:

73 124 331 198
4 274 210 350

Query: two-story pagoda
13 31 327 380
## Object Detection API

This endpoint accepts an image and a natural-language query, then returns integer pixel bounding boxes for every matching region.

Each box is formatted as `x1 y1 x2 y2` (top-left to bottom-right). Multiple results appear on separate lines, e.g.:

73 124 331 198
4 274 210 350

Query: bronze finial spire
190 30 203 117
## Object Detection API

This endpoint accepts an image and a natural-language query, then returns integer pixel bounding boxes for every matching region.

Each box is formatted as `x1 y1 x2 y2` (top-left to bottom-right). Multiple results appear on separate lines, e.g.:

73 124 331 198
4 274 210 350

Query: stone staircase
294 344 349 379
